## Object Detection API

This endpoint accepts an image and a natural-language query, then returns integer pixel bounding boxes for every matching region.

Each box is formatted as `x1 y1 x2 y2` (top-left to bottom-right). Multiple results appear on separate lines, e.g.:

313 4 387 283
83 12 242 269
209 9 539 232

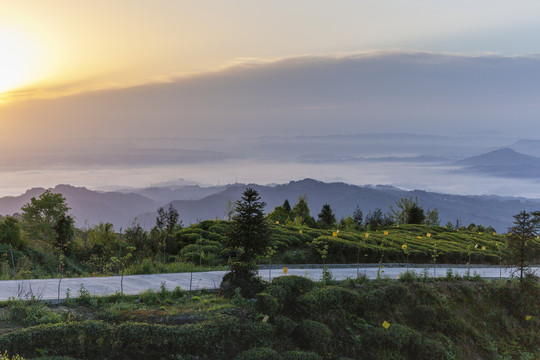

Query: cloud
1 51 540 142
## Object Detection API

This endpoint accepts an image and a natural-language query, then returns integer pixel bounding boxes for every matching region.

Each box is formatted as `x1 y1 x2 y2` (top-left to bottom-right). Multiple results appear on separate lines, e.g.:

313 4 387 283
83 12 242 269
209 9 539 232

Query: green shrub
281 351 323 360
0 316 273 359
76 284 98 307
256 292 279 316
272 315 297 337
382 283 409 304
7 301 62 326
266 275 314 314
138 288 160 305
363 323 421 355
235 347 281 360
414 336 457 360
408 304 438 331
294 320 332 353
300 286 361 315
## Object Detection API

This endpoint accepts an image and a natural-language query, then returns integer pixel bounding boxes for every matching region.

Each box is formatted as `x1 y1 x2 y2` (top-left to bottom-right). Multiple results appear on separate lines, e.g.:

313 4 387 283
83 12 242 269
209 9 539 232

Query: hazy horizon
1 2 540 200
2 131 540 199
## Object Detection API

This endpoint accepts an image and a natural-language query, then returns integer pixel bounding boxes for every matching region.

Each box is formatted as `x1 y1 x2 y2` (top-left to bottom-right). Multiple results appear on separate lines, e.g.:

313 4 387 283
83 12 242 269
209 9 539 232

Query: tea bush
235 347 281 360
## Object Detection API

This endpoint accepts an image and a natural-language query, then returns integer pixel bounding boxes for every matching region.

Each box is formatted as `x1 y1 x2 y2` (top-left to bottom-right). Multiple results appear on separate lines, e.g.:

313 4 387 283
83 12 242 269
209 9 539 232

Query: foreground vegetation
0 275 537 359
0 186 537 360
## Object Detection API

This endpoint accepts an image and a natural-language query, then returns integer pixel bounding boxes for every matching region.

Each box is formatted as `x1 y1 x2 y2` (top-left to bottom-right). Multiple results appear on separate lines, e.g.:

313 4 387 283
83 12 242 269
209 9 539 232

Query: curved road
1 265 536 302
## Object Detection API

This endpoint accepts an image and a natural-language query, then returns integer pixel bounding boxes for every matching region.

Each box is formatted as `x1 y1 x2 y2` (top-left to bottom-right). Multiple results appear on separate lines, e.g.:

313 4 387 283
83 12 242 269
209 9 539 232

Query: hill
2 179 540 232
455 147 540 167
454 148 540 178
0 184 159 228
510 139 540 157
176 221 507 266
137 179 540 232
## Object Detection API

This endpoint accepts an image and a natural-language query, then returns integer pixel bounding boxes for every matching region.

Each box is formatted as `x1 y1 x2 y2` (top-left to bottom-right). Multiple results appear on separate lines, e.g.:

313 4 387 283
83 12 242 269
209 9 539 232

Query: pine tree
353 206 363 226
407 204 425 224
507 210 540 282
318 204 336 229
221 188 269 297
282 199 291 212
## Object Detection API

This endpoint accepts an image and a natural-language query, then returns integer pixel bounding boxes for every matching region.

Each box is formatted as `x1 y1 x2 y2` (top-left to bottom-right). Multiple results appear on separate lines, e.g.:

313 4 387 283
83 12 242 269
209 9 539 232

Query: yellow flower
383 231 389 235
426 233 431 238
382 321 390 329
402 244 407 250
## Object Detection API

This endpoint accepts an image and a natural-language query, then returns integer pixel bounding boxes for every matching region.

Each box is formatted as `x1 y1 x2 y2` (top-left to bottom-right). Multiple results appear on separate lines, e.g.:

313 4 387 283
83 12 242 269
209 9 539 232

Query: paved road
1 265 536 301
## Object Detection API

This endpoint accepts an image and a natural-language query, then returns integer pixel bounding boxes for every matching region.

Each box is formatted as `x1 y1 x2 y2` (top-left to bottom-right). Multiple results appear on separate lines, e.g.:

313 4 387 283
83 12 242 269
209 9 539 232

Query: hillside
176 221 508 266
137 179 540 232
0 276 537 359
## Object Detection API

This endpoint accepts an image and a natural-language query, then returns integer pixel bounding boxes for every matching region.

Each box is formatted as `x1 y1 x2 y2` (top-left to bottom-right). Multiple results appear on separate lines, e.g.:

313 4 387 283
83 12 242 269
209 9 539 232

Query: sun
0 27 42 94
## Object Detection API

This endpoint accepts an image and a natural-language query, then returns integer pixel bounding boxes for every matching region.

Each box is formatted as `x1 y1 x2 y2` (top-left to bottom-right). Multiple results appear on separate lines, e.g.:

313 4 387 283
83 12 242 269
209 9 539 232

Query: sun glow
0 27 44 95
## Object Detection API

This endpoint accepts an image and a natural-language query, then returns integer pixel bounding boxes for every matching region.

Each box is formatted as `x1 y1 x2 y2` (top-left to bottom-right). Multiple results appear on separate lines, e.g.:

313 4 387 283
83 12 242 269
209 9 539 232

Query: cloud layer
2 52 540 143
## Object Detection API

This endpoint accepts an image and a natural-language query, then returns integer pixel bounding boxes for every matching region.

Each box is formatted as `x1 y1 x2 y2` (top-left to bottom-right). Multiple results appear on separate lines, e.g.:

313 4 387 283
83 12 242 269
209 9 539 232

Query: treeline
266 195 495 233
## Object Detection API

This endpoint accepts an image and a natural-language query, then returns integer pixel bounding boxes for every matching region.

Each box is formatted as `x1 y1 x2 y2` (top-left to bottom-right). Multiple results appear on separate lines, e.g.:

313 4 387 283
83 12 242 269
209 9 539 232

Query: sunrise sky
2 1 540 102
1 1 540 195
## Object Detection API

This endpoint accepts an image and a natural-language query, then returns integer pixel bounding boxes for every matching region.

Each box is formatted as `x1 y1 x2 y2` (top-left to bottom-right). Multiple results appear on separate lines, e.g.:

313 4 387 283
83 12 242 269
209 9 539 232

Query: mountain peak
456 147 540 167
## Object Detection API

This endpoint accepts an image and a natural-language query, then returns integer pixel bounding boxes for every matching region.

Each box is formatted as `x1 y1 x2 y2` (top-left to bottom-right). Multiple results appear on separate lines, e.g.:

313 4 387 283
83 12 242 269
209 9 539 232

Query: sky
1 1 540 196
2 1 540 102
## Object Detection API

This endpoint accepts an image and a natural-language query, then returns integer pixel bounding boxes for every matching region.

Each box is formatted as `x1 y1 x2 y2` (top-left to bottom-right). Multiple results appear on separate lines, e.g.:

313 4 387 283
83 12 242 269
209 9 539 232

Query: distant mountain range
2 179 539 233
455 147 540 178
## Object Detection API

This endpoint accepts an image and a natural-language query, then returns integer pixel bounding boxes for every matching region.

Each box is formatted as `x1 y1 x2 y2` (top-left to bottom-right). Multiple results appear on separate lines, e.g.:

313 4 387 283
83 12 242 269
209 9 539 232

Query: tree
317 204 336 229
54 214 74 257
156 204 180 235
282 199 292 213
224 198 237 221
353 206 363 227
124 221 151 259
21 190 70 244
292 195 314 226
0 217 21 277
507 210 540 282
88 222 118 259
53 214 74 300
266 205 291 224
365 208 393 231
227 188 269 262
0 217 21 249
425 208 440 226
339 216 356 231
110 244 135 295
389 197 418 225
155 204 182 261
221 188 269 297
407 204 425 224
